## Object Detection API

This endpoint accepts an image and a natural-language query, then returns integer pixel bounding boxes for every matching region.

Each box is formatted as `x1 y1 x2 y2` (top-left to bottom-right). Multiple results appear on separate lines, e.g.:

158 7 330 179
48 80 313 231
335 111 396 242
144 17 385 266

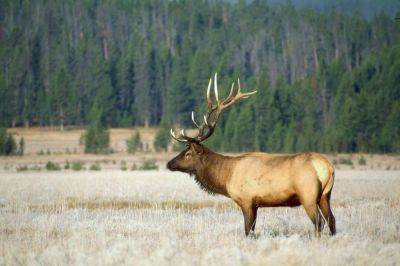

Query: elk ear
190 143 204 155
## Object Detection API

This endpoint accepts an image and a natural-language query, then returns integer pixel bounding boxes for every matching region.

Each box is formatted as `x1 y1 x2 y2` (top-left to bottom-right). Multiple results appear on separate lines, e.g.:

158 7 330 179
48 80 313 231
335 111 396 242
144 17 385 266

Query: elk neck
193 148 233 196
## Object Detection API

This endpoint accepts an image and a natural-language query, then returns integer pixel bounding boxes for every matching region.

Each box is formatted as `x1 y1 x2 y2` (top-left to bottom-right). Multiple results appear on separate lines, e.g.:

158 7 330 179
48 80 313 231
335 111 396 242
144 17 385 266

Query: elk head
167 73 257 174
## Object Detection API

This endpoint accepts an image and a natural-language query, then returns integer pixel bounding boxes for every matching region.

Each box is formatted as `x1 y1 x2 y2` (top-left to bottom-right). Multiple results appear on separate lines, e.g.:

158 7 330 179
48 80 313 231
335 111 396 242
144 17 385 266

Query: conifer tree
83 103 110 154
154 119 170 152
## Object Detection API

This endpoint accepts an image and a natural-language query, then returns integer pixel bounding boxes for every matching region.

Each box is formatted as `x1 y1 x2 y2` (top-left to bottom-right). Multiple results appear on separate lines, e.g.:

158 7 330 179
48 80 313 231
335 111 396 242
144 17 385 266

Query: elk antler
170 73 257 143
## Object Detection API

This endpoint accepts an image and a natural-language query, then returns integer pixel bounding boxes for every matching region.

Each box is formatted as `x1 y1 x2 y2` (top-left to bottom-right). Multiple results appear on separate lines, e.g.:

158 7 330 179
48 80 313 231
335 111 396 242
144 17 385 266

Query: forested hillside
0 0 399 152
267 0 400 19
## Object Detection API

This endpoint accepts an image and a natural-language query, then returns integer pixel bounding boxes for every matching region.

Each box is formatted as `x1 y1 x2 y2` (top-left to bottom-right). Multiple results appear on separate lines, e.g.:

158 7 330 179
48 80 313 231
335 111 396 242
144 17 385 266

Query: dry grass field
3 127 400 172
7 127 159 154
1 128 400 265
1 169 400 265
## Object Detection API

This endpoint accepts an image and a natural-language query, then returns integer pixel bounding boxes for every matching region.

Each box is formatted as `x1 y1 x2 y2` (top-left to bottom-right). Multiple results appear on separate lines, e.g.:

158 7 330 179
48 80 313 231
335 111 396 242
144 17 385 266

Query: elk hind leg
303 202 323 237
318 192 336 235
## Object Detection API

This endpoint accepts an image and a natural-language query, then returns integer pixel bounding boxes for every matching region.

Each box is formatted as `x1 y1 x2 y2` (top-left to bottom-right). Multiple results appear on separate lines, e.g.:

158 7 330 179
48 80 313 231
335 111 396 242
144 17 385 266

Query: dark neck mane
192 149 232 196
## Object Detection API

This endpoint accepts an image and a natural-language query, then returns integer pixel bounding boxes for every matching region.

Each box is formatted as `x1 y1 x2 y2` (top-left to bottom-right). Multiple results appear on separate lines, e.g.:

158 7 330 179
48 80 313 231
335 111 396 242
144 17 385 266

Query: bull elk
167 73 336 237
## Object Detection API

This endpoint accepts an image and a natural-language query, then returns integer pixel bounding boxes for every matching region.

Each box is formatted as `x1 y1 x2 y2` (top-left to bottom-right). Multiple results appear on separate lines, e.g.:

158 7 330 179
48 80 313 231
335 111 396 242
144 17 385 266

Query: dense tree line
267 0 400 19
0 0 399 152
204 46 400 153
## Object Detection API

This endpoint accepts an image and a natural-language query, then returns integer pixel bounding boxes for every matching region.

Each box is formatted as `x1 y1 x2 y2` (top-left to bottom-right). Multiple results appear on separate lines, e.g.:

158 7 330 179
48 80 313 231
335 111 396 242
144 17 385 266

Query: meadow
0 128 399 265
1 168 399 265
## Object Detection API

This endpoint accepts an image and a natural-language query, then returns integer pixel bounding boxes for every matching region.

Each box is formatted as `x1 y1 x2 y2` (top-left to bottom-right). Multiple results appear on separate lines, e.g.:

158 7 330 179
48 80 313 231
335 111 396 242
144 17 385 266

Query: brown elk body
167 74 336 236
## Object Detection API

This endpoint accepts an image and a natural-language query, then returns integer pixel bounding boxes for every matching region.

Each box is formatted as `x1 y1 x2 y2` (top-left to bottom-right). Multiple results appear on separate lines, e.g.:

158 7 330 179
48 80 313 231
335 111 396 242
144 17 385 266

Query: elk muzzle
166 159 178 171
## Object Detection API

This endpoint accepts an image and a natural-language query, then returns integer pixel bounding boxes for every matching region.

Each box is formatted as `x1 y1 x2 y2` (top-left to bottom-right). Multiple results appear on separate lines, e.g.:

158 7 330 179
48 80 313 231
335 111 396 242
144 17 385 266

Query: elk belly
253 181 300 207
227 169 300 208
255 194 301 207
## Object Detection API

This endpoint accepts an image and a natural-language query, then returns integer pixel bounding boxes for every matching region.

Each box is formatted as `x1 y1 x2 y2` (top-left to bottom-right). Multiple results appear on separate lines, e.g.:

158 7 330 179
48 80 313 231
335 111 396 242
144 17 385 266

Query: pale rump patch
311 159 329 187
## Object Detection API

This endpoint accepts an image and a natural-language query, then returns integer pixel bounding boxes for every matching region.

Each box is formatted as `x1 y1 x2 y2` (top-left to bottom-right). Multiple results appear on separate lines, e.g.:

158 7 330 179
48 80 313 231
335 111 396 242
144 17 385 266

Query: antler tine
191 111 200 129
238 78 257 97
219 79 257 109
242 90 258 97
180 129 186 137
229 82 235 98
214 73 219 103
203 115 208 126
201 76 218 139
170 128 187 143
222 82 236 105
206 78 212 110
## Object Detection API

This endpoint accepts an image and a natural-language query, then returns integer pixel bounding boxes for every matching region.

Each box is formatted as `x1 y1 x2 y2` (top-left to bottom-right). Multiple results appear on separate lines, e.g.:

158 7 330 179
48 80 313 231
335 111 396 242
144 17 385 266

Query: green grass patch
339 157 353 165
89 162 101 171
120 161 127 171
16 165 29 172
139 161 158 170
358 156 367 166
71 161 85 171
45 161 61 171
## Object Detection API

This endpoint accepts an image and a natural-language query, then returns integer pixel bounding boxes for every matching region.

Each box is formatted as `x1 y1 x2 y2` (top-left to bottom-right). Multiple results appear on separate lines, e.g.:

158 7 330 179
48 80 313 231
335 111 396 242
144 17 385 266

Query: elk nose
167 160 177 171
166 161 173 170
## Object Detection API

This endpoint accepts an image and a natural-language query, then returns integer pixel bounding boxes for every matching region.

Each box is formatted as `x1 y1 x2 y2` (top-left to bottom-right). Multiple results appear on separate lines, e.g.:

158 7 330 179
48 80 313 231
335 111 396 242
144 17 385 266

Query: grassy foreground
0 170 399 265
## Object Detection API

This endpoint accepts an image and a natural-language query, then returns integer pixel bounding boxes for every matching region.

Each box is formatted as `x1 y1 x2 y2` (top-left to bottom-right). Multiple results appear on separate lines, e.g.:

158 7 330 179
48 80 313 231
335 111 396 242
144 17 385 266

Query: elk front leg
240 204 258 236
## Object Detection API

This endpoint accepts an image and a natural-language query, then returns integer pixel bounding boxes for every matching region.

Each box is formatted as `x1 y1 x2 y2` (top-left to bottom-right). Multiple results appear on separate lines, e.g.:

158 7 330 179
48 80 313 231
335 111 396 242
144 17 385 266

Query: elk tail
322 166 335 196
311 155 335 196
